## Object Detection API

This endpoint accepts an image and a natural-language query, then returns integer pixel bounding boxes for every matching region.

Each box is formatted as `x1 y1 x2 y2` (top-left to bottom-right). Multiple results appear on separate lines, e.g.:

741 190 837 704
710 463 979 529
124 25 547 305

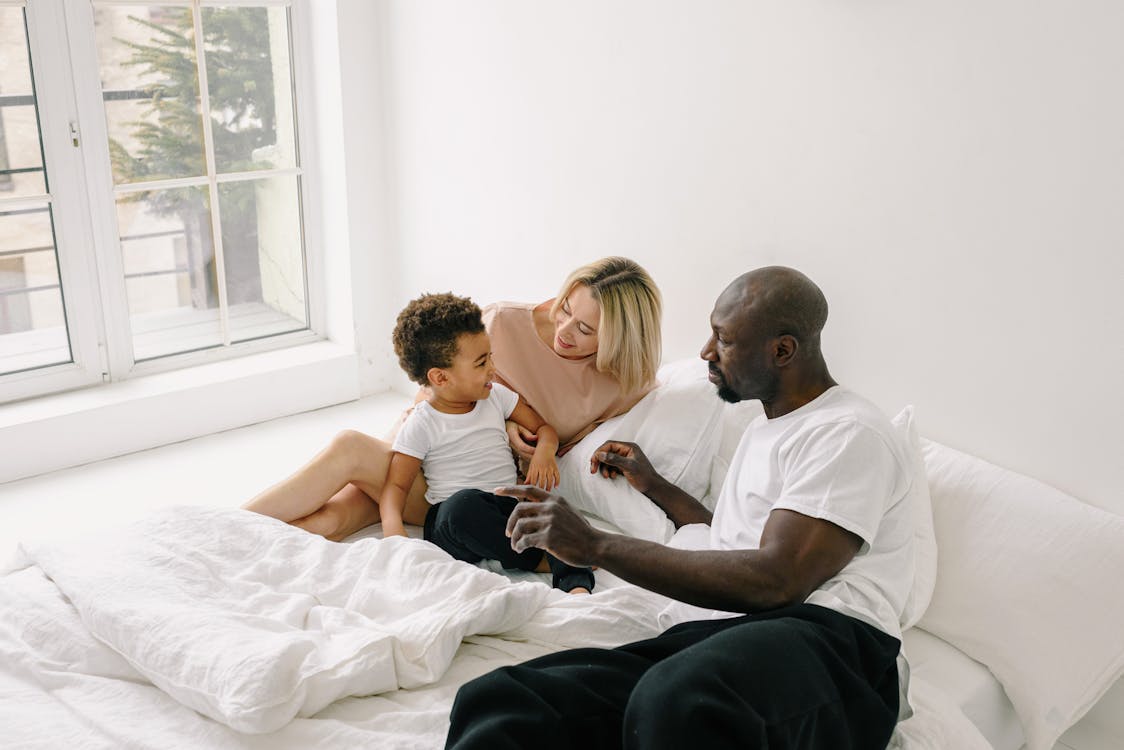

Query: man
446 266 917 750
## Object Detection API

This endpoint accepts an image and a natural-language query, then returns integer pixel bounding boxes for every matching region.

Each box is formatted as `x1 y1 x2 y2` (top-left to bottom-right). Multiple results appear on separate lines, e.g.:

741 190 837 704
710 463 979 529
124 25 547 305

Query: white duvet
0 506 992 749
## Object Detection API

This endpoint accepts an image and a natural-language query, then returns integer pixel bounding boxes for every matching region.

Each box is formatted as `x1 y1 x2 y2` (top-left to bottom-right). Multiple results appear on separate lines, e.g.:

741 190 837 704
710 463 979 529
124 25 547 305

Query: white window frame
0 0 107 402
1 0 329 403
0 0 361 485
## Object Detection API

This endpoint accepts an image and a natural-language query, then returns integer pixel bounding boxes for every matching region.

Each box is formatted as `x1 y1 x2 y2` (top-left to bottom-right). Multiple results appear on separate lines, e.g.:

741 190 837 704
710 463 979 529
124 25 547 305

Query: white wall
324 0 403 394
356 1 1124 737
367 0 1123 522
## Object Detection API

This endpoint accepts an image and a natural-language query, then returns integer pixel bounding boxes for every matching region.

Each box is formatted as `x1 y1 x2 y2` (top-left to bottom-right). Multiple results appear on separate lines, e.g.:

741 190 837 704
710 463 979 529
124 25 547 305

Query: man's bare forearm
643 476 713 528
583 509 863 616
589 532 790 613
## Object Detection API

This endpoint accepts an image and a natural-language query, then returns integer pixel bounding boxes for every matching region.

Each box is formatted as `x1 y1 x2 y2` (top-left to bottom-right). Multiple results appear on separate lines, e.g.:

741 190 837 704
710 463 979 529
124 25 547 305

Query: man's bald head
719 266 829 356
704 266 835 415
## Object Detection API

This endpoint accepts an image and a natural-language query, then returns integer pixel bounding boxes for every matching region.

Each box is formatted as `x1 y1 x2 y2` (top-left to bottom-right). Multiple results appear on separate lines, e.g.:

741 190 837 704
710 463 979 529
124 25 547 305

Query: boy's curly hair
393 293 486 386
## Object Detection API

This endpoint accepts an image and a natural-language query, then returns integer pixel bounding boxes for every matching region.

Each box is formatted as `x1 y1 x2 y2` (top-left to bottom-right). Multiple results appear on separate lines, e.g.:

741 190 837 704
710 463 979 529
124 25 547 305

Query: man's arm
498 487 862 613
590 441 712 527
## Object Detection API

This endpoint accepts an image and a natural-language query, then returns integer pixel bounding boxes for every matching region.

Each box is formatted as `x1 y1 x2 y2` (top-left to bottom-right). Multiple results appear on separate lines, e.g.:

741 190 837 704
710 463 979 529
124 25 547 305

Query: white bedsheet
0 507 992 749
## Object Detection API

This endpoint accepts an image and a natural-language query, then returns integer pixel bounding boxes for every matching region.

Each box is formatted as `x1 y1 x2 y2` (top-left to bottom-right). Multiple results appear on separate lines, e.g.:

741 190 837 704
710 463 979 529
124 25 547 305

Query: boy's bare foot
568 587 591 595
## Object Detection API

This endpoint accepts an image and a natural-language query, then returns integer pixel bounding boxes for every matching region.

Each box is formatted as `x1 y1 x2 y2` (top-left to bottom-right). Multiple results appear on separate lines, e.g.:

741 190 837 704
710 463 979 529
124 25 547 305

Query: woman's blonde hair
551 257 662 393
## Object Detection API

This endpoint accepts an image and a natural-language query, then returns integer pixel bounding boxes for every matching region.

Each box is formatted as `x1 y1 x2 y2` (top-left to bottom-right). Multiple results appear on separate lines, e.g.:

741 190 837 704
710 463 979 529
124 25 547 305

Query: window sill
0 340 360 484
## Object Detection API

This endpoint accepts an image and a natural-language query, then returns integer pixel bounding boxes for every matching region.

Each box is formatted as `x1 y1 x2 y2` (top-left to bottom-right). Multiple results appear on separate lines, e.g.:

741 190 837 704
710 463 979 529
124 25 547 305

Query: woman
242 256 662 542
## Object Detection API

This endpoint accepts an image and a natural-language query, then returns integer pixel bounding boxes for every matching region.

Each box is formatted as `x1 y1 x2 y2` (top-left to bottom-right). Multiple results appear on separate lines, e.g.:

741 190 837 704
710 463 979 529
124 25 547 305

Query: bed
2 359 1122 750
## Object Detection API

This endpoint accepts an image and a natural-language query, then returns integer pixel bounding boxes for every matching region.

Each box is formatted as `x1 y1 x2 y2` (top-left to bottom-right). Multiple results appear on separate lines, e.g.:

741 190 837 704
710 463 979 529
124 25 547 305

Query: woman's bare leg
242 430 388 521
291 475 428 541
242 429 428 539
290 483 380 541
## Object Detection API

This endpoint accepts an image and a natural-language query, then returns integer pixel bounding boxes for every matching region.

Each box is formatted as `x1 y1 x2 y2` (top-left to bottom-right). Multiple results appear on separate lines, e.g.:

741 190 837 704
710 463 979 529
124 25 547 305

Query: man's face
699 286 778 405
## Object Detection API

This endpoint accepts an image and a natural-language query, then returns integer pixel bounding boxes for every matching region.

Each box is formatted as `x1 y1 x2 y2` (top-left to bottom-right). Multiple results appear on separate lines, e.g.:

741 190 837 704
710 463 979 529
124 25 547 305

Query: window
0 0 316 403
0 3 73 378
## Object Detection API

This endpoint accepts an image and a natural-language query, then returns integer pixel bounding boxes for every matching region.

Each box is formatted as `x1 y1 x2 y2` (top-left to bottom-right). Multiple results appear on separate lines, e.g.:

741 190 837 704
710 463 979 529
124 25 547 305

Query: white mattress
904 627 1025 750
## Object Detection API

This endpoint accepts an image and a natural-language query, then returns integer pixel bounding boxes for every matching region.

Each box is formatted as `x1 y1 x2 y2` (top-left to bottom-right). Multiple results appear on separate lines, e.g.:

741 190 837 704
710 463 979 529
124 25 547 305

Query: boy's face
437 331 496 401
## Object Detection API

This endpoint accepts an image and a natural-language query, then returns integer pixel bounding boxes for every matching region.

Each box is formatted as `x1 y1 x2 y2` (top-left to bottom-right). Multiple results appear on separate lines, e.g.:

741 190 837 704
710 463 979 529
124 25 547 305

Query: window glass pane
116 186 223 360
95 6 207 184
218 175 307 343
0 206 71 374
0 7 47 197
202 6 297 174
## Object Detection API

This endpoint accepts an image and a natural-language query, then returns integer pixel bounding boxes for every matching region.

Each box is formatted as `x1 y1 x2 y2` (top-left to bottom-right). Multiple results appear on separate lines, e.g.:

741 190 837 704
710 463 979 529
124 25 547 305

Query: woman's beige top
482 301 652 452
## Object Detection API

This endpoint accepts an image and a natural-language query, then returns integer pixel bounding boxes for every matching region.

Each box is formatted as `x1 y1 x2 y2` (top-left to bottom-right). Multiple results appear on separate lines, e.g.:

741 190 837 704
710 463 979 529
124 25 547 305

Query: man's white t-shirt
660 386 916 643
392 383 520 505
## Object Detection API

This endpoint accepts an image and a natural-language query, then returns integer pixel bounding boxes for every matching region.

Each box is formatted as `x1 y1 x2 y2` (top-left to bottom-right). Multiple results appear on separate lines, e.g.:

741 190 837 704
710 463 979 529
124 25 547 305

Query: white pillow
917 439 1124 750
891 406 938 629
702 399 763 510
556 358 724 542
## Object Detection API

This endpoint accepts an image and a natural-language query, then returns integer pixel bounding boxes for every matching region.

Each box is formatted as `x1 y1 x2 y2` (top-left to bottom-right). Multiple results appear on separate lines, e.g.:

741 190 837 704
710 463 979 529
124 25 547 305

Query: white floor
0 390 1117 750
0 390 411 561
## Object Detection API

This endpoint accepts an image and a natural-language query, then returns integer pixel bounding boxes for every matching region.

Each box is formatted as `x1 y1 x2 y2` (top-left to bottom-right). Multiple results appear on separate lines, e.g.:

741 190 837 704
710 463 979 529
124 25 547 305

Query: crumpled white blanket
8 506 663 734
4 505 996 749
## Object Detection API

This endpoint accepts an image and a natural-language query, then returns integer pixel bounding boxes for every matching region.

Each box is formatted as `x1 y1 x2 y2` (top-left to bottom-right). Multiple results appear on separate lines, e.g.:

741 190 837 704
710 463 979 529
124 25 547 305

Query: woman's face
553 284 600 359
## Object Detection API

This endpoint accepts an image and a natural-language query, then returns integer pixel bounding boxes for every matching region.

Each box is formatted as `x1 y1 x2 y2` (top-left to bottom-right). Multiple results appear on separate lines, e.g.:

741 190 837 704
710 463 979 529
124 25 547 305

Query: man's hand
589 441 662 495
496 485 602 568
506 421 538 461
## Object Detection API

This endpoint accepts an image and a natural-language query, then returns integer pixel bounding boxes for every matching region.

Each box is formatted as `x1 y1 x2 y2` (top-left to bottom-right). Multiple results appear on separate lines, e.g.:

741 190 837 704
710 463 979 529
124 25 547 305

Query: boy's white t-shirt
659 386 916 642
392 383 520 504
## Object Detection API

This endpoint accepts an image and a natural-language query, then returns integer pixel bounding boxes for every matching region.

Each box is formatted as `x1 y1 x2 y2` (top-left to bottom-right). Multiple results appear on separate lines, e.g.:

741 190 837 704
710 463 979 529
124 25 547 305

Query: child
380 292 595 594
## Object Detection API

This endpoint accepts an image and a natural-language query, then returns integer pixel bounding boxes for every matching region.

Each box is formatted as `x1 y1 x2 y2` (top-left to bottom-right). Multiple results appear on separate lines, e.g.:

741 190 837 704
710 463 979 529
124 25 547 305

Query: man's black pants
445 603 901 750
423 488 595 593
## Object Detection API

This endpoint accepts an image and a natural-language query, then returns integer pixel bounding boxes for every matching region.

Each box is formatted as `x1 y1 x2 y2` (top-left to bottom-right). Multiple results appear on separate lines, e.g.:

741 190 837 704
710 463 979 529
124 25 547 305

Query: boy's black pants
423 488 595 593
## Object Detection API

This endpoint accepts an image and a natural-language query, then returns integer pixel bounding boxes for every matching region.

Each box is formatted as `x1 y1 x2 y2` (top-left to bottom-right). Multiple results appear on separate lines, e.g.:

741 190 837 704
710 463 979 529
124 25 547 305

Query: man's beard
710 366 742 403
716 382 741 403
711 365 776 405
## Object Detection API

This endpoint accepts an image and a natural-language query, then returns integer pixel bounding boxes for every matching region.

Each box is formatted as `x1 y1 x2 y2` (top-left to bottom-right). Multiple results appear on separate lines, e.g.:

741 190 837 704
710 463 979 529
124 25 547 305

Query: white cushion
556 358 724 542
917 439 1124 750
702 399 763 510
891 406 938 629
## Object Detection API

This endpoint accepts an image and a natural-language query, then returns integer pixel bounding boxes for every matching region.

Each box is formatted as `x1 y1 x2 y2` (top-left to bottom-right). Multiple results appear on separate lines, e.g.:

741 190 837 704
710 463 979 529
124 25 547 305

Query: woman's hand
506 421 538 461
590 440 661 495
525 454 560 491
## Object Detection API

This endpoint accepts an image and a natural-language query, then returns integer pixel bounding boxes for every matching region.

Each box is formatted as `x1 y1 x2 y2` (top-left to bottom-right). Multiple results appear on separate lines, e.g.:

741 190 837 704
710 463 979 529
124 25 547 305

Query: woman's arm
381 452 423 538
509 398 560 490
505 421 538 461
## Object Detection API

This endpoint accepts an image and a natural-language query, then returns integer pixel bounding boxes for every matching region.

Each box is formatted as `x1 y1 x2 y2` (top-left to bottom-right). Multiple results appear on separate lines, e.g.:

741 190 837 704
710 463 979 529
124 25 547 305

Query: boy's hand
525 455 560 491
381 521 409 539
